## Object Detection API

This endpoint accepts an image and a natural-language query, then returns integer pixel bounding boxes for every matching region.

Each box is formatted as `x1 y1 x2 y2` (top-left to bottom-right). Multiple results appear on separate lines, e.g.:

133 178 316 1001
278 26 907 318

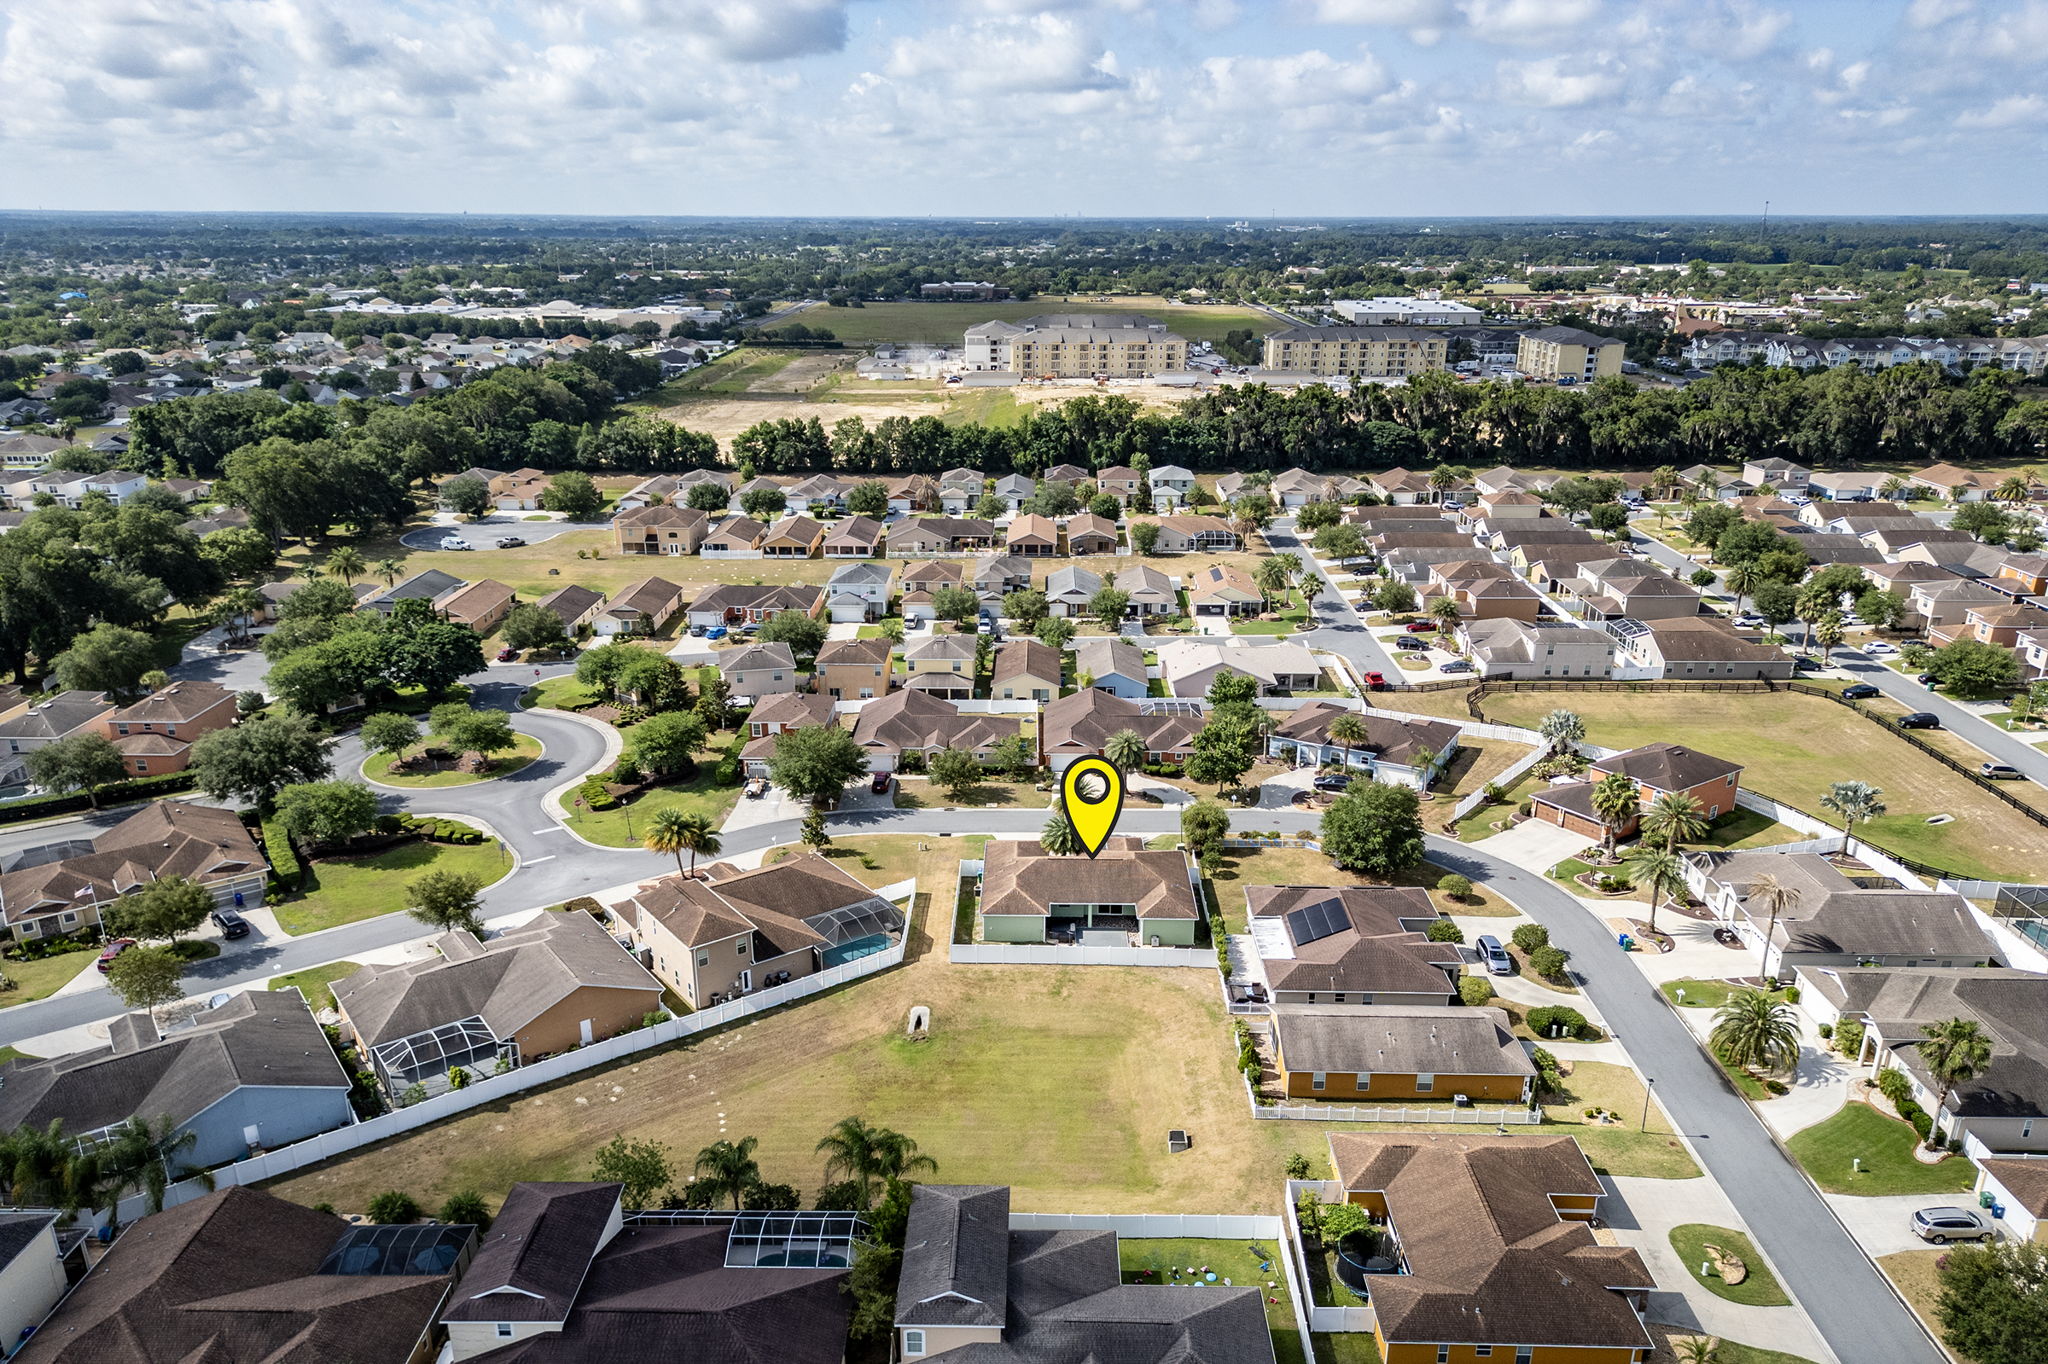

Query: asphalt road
1627 519 2048 785
1263 518 1404 678
1429 837 1944 1364
397 517 614 551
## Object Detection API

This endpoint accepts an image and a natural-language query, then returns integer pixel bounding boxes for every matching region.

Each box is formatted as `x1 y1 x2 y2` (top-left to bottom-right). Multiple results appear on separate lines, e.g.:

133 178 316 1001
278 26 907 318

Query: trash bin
1981 1190 1997 1209
1618 933 1635 952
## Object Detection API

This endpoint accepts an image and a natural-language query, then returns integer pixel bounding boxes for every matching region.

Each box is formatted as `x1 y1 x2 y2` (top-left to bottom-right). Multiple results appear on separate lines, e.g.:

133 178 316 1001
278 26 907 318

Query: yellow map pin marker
1061 756 1124 858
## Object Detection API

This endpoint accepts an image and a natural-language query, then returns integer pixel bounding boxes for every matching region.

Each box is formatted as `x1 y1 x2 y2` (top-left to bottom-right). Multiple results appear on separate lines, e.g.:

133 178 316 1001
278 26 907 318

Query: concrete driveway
1825 1191 1981 1258
1469 818 1597 873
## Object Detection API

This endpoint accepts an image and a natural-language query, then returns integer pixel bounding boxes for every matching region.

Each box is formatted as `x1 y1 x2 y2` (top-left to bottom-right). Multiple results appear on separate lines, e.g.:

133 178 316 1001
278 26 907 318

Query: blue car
704 625 728 640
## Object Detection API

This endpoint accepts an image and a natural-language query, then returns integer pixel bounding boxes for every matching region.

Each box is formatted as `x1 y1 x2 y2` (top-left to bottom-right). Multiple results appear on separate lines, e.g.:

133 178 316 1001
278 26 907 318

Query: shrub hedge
0 771 197 826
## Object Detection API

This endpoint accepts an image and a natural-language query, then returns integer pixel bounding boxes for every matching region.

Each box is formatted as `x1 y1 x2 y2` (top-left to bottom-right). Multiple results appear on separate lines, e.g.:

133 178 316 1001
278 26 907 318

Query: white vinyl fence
111 879 920 1226
1283 1178 1379 1336
949 943 1213 967
1448 742 1549 821
1248 1077 1536 1125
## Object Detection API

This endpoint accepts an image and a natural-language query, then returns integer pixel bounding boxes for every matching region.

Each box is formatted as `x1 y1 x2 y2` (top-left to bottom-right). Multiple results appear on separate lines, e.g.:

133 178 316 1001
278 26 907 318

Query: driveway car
1439 659 1476 674
438 536 471 551
1982 762 2024 780
97 938 138 973
1312 774 1351 793
1476 935 1514 975
871 772 893 795
1790 655 1821 671
1841 684 1881 700
496 647 518 662
1864 641 1896 655
1912 1207 1994 1244
1897 712 1941 729
495 535 526 548
210 908 250 940
1403 620 1436 633
1394 636 1428 651
1916 672 1939 687
1363 671 1388 691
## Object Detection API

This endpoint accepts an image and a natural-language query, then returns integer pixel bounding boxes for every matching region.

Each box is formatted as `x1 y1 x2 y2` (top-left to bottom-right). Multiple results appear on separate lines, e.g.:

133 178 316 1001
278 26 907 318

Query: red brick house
1532 741 1743 840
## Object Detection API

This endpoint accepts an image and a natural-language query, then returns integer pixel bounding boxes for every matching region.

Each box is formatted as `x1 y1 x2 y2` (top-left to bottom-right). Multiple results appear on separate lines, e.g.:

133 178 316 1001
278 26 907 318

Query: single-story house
977 836 1200 946
1154 638 1320 697
1608 616 1796 681
822 515 885 558
1245 885 1461 1006
335 910 664 1094
1037 687 1199 771
1004 513 1058 556
1072 635 1148 699
761 515 828 558
972 554 1035 601
1065 513 1118 554
701 515 767 554
1134 515 1238 553
1267 701 1460 788
851 690 1021 772
888 517 997 556
683 584 825 630
1187 564 1263 617
433 578 518 635
1461 617 1616 680
1271 1005 1533 1102
1114 563 1179 617
537 583 607 636
1045 565 1104 617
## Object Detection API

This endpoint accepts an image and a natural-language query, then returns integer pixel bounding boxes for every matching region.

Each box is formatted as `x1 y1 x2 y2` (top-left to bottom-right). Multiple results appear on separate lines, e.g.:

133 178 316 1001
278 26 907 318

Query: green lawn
1479 690 2046 881
272 840 511 936
1305 1336 1381 1364
778 296 1282 347
0 1047 38 1065
1117 1238 1294 1348
0 949 100 1009
523 676 600 711
1452 774 1541 842
363 733 545 787
269 961 364 1011
1666 1224 1790 1306
1660 979 1792 1010
1538 1061 1700 1180
1787 1103 1977 1195
1232 608 1308 636
563 768 743 848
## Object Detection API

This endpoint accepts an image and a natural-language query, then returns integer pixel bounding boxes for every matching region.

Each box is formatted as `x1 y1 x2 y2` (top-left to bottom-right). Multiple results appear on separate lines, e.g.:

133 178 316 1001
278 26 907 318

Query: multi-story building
1515 325 1624 382
1261 326 1448 377
961 314 1186 377
1329 297 1484 326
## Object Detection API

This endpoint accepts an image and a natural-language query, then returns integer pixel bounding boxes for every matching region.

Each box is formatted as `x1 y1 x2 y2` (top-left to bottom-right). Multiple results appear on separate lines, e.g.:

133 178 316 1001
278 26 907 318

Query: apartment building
962 314 1187 377
1515 325 1625 381
1261 326 1449 377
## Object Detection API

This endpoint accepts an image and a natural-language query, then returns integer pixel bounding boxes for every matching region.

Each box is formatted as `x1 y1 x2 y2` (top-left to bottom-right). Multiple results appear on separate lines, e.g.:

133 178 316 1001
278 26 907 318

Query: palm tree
1326 713 1368 775
1722 563 1760 617
1694 470 1721 499
1650 465 1680 501
1920 1018 1992 1145
1711 989 1802 1073
1878 474 1910 502
643 808 692 876
1622 844 1685 935
1742 871 1802 983
376 557 404 586
1428 596 1461 633
1820 780 1886 854
1994 474 2032 503
220 586 263 639
1538 708 1586 755
325 545 366 584
1640 791 1708 853
97 1116 212 1228
1041 810 1083 856
1104 729 1147 774
660 811 718 875
692 1136 761 1211
1254 555 1292 608
1673 1335 1721 1364
1590 772 1641 855
0 1121 82 1212
1428 464 1457 503
1812 612 1845 663
815 1116 937 1210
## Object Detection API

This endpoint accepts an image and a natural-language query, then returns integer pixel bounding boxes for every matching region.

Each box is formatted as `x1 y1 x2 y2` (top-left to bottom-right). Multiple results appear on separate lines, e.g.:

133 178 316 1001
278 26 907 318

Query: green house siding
1138 917 1197 947
983 914 1049 944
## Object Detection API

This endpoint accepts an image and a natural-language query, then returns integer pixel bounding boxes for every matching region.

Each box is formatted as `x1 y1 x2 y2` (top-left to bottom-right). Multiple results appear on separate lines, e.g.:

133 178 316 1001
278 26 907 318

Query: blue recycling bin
1618 933 1635 951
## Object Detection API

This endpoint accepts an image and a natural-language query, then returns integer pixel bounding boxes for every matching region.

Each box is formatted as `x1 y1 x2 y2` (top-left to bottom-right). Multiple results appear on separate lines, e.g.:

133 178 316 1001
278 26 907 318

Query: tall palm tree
1920 1018 1992 1145
1326 713 1368 775
643 808 693 876
0 1121 82 1212
325 545 366 585
1878 474 1910 502
1994 474 2032 503
1640 791 1708 853
1622 844 1685 935
1812 612 1845 663
1041 810 1083 856
1104 729 1147 774
1428 596 1462 633
1254 555 1292 608
1742 872 1802 983
1590 772 1641 854
1820 780 1886 854
815 1116 937 1210
1428 464 1457 503
97 1116 212 1228
376 557 405 586
1711 989 1802 1073
1722 563 1760 617
692 1136 761 1211
220 586 263 639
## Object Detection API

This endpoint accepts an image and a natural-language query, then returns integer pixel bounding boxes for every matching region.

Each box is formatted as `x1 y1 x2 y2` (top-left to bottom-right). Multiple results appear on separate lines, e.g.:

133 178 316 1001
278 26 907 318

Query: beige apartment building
1261 326 1449 377
964 314 1187 377
1515 325 1625 382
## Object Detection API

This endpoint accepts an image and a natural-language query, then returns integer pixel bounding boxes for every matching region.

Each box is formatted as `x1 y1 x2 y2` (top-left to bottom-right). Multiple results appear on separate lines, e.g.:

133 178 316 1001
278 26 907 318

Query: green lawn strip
1540 1061 1700 1179
1666 1223 1791 1306
1660 979 1791 1010
1116 1237 1293 1344
1308 1336 1382 1364
1232 609 1308 636
523 676 600 711
0 1047 39 1065
0 949 100 1009
1451 774 1542 842
363 733 545 788
169 941 221 964
1694 1342 1821 1364
269 961 365 1011
272 840 511 936
1787 1103 1977 1195
563 769 743 848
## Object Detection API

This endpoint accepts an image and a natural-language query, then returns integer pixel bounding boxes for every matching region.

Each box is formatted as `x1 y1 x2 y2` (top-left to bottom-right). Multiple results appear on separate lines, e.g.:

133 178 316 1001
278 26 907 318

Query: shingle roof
1273 1005 1532 1079
0 802 265 925
443 1183 621 1323
538 584 605 625
105 680 235 728
1246 885 1460 997
1038 689 1199 758
1271 701 1457 768
851 690 1021 755
10 1186 454 1364
992 640 1060 688
1596 741 1742 792
1327 1133 1653 1352
1807 968 2048 1117
817 636 892 668
980 838 1198 922
896 1185 1012 1328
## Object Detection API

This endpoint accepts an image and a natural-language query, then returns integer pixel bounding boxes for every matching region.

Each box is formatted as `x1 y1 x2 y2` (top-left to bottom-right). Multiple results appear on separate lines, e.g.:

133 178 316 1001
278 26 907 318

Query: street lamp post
1641 1077 1656 1133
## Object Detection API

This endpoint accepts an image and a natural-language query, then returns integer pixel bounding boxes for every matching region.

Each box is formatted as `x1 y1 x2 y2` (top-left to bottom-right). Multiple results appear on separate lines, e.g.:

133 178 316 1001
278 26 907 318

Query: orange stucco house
1531 742 1742 841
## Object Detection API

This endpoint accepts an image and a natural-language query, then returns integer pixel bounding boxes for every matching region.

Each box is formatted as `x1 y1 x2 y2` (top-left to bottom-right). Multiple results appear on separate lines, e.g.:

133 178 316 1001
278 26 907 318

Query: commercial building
1329 297 1485 326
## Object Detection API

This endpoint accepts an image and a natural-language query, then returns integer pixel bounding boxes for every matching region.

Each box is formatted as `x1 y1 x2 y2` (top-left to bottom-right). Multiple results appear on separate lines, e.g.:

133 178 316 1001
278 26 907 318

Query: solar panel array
1285 897 1350 947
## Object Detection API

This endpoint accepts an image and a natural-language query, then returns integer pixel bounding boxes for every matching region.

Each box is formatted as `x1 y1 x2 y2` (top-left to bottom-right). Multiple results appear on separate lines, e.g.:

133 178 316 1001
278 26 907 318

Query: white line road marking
524 855 557 865
532 826 569 834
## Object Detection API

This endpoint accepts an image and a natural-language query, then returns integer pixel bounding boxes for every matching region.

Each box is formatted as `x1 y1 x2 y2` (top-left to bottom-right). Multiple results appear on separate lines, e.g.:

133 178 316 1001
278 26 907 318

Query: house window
1476 1350 1494 1359
1516 1349 1533 1364
1311 1073 1326 1092
697 954 709 966
497 1325 514 1340
1437 1348 1449 1364
1415 1074 1435 1094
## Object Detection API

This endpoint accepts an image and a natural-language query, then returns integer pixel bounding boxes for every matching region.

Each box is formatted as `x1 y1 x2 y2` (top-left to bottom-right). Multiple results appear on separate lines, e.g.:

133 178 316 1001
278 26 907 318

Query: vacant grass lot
0 949 98 1010
1667 1223 1790 1306
1786 1103 1976 1195
363 733 544 788
563 767 743 849
1478 689 2046 881
264 833 1688 1217
789 296 1283 347
274 839 511 936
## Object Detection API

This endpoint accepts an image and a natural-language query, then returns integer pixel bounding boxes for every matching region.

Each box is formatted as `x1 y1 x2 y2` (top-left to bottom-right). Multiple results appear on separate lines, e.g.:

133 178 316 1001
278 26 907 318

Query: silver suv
1912 1206 1994 1244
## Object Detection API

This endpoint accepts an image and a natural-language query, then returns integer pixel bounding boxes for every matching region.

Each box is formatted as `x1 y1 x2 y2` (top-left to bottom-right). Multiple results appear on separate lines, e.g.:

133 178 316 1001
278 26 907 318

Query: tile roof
1327 1133 1653 1352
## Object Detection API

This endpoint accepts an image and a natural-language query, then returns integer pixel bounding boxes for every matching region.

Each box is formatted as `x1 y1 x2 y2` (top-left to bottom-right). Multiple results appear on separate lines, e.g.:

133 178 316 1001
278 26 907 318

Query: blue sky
2 0 2042 216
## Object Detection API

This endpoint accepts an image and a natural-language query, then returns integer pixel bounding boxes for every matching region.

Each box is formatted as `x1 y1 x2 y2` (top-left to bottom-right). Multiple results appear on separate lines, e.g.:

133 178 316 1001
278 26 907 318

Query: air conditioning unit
1150 936 1161 948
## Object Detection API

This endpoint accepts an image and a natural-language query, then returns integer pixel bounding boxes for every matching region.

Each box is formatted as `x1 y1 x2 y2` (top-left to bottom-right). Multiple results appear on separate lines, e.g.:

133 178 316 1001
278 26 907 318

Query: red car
496 647 519 662
1404 620 1436 632
96 938 138 973
1363 671 1389 691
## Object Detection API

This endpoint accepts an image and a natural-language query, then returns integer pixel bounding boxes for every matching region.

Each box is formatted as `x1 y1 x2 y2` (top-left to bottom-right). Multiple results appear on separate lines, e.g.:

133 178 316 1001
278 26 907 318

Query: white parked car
1865 642 1897 655
439 536 472 551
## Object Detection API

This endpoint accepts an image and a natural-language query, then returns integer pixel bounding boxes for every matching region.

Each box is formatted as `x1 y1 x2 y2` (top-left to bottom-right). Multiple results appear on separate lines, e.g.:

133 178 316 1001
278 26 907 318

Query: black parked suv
1897 712 1941 729
210 908 251 940
1841 684 1881 700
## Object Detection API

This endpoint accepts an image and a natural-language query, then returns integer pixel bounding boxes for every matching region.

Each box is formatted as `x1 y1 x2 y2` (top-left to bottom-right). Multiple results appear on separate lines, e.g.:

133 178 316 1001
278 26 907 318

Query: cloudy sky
2 0 2044 217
